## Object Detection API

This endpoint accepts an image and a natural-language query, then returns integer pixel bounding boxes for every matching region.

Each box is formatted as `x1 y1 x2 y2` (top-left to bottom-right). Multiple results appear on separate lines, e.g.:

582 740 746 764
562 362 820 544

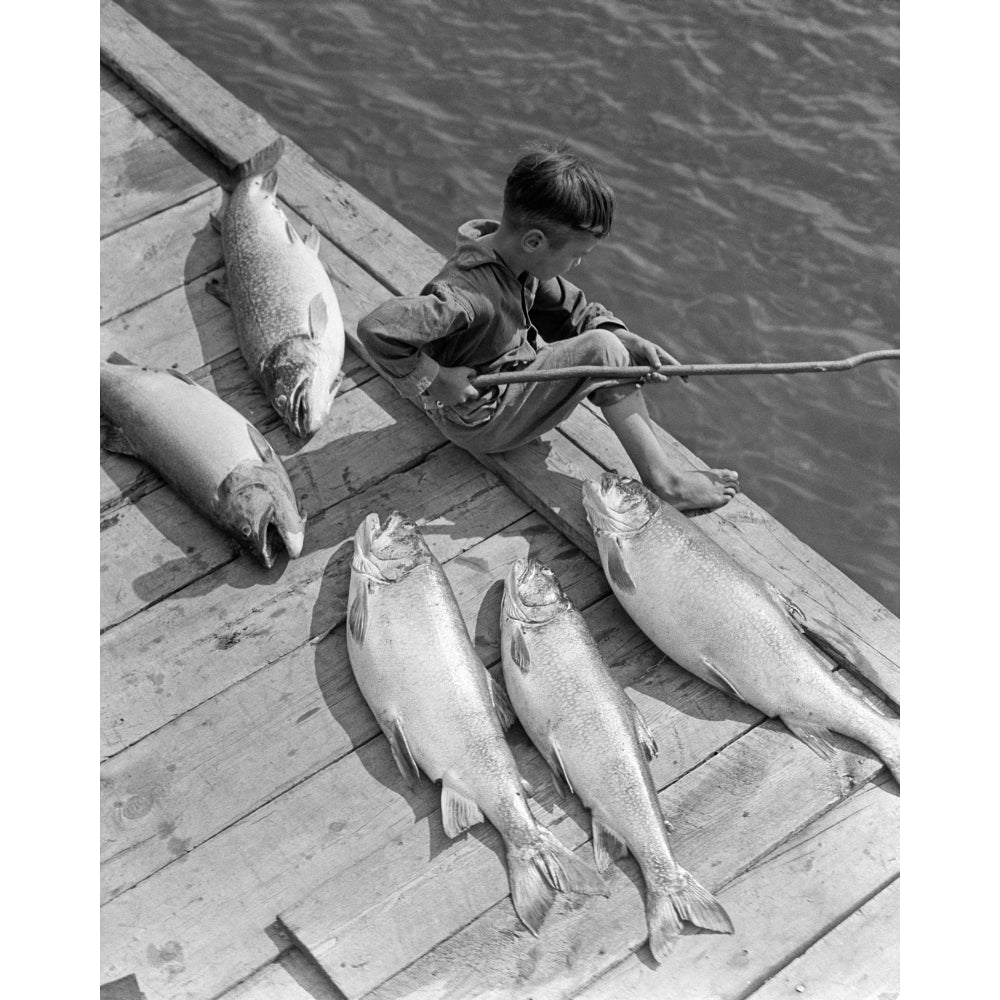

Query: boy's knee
578 328 631 367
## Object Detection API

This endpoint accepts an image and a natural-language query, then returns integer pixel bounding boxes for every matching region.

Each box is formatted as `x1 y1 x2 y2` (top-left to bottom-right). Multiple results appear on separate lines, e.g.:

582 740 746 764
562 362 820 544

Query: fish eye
241 524 253 537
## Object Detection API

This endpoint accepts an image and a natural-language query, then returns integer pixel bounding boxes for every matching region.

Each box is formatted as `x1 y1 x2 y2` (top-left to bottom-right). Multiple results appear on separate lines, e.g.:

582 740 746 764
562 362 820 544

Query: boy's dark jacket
357 219 627 401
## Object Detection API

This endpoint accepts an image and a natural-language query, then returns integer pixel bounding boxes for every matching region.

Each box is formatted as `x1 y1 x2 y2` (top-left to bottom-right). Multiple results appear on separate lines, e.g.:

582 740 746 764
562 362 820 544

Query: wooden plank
100 199 399 507
361 727 886 1000
100 0 284 178
574 775 899 1000
100 186 224 323
744 879 899 1000
100 446 476 757
101 94 220 236
563 402 900 701
217 952 345 1000
100 371 444 632
102 64 148 118
279 594 759 1000
100 453 539 898
99 524 608 1000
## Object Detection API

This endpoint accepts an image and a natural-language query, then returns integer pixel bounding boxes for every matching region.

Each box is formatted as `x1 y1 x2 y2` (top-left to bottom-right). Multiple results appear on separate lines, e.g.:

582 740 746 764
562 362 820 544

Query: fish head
240 168 280 205
581 473 658 537
263 338 338 438
503 557 568 625
217 462 306 569
352 511 430 583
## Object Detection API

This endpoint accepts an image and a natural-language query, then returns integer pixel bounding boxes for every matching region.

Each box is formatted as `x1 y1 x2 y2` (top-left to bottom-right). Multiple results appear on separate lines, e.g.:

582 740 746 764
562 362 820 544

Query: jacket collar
453 219 509 271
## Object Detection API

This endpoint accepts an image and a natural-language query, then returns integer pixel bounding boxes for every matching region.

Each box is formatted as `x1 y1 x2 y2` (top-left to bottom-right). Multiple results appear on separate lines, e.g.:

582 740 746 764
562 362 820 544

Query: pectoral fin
305 224 321 253
308 293 328 340
606 538 636 593
699 656 744 703
508 622 531 673
209 209 224 233
441 781 484 837
626 697 658 760
347 582 369 645
592 817 629 872
285 219 301 245
386 716 421 789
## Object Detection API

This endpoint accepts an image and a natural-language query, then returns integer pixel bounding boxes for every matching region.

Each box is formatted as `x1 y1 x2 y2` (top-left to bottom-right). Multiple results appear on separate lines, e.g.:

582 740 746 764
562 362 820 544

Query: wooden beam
100 1 283 179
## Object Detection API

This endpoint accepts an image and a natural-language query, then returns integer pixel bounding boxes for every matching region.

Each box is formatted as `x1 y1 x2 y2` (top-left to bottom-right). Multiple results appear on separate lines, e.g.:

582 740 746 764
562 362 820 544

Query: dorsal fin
105 352 135 366
285 219 301 245
308 293 328 339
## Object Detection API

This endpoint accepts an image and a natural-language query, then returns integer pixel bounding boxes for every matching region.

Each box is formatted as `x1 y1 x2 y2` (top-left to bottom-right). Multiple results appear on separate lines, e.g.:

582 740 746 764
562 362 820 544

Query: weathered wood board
99 10 899 1000
573 775 898 1000
742 879 900 1000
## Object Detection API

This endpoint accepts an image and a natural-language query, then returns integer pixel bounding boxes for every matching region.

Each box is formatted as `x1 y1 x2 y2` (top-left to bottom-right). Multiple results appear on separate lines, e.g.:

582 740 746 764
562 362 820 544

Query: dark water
118 0 899 614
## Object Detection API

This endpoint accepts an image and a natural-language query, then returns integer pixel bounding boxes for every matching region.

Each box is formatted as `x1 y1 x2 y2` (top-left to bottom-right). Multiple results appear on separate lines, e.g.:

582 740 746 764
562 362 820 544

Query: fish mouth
251 502 306 568
353 511 425 580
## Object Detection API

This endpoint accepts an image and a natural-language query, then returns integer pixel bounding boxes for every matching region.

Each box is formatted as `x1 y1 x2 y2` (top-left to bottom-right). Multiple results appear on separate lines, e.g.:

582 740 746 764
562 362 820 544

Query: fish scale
214 167 346 437
582 474 900 784
345 512 606 936
500 557 733 963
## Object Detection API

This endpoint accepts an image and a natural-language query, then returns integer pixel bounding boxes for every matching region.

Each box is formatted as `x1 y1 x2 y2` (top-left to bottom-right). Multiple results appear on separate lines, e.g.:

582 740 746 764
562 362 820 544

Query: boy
357 143 739 511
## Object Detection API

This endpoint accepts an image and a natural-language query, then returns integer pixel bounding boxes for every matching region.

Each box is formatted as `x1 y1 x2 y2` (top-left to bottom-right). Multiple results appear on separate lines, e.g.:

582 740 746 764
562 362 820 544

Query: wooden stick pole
470 349 899 390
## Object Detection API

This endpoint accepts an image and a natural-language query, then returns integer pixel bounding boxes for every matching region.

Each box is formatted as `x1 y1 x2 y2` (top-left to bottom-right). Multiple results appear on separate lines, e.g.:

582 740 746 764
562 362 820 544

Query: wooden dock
100 3 900 998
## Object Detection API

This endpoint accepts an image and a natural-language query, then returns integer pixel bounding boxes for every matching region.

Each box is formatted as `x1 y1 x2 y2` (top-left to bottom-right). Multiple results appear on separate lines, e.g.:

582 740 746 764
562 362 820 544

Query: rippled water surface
118 0 900 613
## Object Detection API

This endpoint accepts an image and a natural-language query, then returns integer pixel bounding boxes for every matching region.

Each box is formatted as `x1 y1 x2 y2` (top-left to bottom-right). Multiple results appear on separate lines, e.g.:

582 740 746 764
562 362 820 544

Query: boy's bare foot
651 468 739 511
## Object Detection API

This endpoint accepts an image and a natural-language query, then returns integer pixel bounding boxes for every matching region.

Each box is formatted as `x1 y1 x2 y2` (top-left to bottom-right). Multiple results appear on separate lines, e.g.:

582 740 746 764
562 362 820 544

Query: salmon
346 512 606 934
501 557 733 962
208 168 345 438
100 357 305 568
582 474 900 783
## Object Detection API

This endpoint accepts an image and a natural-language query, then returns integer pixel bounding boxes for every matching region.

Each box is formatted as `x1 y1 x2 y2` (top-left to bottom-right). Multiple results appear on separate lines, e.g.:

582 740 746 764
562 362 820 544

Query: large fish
101 357 305 568
582 474 900 783
346 512 606 934
501 557 733 962
208 168 345 438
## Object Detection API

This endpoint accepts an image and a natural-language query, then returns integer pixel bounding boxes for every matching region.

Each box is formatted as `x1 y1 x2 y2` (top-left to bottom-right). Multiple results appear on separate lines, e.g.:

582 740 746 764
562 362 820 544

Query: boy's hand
425 365 481 405
615 330 687 382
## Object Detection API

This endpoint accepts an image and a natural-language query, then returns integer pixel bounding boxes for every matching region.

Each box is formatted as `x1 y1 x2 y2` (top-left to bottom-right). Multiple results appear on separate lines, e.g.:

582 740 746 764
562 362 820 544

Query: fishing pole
469 349 899 390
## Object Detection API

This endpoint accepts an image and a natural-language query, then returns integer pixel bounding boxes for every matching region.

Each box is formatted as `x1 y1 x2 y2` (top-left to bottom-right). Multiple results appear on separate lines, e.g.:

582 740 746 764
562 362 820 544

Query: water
117 0 899 614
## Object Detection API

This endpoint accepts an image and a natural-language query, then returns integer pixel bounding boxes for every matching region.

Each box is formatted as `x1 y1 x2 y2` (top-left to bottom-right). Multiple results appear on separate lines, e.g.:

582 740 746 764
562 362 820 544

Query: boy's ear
520 228 547 253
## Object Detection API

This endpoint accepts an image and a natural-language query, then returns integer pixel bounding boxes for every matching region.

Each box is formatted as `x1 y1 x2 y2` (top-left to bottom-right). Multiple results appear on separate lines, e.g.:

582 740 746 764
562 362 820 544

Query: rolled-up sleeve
357 284 472 401
529 276 628 343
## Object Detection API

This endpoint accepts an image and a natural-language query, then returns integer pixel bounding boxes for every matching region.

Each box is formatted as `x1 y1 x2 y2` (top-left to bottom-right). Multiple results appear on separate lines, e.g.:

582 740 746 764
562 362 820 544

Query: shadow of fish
101 357 305 568
346 512 606 934
208 167 345 438
501 557 733 962
582 474 899 784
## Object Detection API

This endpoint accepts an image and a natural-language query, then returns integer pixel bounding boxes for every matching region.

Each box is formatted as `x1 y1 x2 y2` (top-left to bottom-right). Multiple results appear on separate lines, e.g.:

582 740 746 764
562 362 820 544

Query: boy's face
521 229 600 281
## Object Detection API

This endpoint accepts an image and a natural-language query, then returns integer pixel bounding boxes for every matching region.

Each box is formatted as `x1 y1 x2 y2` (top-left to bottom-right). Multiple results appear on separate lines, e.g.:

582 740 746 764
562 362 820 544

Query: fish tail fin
507 827 607 935
646 867 733 962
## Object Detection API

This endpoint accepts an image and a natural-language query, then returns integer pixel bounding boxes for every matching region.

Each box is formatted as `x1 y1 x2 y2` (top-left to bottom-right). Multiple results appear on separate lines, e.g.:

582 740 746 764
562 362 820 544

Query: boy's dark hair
503 142 615 243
